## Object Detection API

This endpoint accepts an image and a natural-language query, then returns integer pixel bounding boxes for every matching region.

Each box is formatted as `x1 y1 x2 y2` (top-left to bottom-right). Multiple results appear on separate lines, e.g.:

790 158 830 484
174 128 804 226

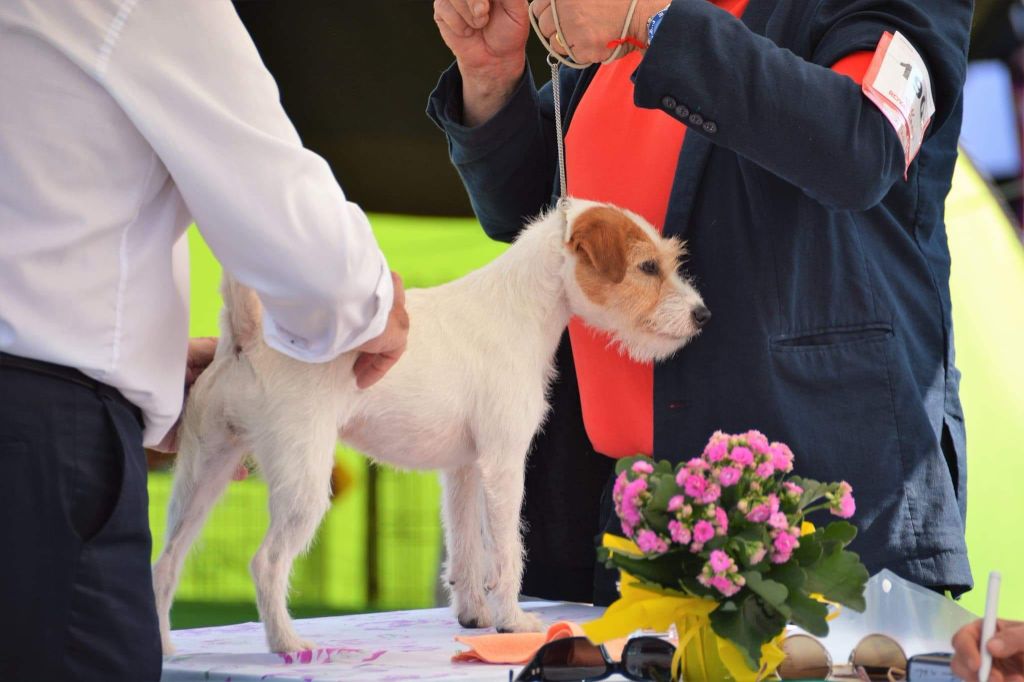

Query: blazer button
674 104 690 119
661 95 677 110
688 112 704 126
702 120 718 134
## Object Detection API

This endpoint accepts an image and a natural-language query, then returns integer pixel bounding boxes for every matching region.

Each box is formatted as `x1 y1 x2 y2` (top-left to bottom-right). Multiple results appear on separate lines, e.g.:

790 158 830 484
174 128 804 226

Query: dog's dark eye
638 260 660 276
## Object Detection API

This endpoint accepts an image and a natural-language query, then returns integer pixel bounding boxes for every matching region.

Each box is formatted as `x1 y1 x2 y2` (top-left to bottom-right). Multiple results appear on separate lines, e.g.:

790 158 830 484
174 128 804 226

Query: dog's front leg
478 441 544 633
440 464 492 629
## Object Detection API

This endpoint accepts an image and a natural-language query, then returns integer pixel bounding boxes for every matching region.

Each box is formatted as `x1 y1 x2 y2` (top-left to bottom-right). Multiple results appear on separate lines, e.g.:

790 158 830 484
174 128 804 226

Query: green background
152 155 1024 630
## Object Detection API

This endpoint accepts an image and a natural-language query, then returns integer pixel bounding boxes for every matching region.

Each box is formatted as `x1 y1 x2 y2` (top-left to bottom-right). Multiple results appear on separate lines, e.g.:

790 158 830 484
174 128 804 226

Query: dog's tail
220 275 263 352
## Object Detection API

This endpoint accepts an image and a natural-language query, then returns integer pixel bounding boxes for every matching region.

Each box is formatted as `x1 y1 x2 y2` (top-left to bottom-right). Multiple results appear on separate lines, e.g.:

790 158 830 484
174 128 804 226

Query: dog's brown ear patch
568 206 639 284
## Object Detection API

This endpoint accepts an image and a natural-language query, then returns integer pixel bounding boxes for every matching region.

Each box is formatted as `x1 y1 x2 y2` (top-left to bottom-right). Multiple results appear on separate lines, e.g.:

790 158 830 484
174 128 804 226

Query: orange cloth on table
564 1 872 458
452 620 627 664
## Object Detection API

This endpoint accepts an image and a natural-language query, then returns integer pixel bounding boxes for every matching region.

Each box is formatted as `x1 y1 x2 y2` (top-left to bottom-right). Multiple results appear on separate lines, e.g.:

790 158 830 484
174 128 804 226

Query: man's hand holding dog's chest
353 272 410 389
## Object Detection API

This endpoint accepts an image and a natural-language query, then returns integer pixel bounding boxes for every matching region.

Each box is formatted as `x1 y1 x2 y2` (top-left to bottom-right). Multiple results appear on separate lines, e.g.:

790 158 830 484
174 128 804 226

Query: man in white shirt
0 2 407 680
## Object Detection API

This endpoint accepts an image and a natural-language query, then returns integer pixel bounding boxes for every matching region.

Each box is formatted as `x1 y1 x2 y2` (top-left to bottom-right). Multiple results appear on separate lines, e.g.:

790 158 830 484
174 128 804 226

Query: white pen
979 570 1002 682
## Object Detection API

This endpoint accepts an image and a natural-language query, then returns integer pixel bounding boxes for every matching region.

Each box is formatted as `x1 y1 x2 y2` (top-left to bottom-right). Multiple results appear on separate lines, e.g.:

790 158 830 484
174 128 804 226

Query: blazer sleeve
633 0 972 211
427 63 570 242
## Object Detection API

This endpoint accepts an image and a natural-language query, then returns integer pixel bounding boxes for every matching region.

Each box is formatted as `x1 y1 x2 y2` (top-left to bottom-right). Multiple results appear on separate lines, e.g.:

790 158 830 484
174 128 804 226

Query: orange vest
565 2 873 458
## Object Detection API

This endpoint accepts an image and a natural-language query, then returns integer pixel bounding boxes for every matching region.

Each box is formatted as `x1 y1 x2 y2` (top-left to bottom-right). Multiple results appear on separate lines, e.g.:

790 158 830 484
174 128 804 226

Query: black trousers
0 356 161 682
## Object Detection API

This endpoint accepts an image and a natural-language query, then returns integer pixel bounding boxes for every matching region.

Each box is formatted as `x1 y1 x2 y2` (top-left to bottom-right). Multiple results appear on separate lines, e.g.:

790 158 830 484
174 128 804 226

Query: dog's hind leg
478 435 544 634
441 464 492 629
249 417 336 653
152 400 246 654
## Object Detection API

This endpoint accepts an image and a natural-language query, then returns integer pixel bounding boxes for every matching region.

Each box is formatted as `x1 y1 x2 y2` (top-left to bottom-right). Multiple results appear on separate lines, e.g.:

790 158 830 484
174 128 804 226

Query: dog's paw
455 604 493 629
268 634 317 653
452 591 493 629
495 609 544 634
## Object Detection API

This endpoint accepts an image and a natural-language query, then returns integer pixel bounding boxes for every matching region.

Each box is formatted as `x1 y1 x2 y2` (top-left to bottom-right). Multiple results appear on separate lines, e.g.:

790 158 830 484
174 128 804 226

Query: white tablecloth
161 601 607 681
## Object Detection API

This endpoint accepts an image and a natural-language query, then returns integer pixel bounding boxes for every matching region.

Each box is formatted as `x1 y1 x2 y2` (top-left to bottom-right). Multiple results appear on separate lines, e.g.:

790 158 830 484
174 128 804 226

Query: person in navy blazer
428 0 974 603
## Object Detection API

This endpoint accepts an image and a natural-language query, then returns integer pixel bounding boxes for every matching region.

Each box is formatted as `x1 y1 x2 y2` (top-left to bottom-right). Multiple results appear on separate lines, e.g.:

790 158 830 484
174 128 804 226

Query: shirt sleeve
633 0 972 211
97 0 392 362
426 62 588 242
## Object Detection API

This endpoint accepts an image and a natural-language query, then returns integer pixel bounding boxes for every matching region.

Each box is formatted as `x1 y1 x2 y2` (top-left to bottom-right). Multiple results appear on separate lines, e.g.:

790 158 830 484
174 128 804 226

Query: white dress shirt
0 0 393 445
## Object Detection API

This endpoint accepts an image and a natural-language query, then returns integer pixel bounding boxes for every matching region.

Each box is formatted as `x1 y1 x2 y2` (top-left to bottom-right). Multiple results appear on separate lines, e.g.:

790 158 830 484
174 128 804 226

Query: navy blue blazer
428 0 974 595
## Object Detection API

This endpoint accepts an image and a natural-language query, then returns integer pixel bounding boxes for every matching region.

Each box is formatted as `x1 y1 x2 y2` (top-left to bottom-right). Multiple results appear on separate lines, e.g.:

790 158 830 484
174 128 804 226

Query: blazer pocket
769 323 893 351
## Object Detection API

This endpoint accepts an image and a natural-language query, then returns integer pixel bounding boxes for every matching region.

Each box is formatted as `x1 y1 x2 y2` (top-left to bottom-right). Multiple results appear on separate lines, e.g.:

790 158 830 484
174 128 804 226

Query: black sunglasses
513 635 676 682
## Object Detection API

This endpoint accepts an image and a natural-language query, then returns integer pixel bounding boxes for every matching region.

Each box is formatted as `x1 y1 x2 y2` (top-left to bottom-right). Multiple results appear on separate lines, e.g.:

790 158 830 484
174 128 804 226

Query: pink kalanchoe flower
684 475 707 500
687 457 710 471
668 495 685 512
769 442 795 473
745 430 770 453
705 441 729 463
709 575 742 597
730 446 755 468
746 494 781 523
619 478 648 527
636 529 669 555
714 506 729 535
830 481 856 519
706 430 729 447
698 484 722 505
612 471 628 501
693 520 715 545
631 459 654 474
755 462 775 479
620 520 635 538
746 504 772 523
669 520 692 545
709 550 733 573
768 511 789 530
718 466 742 487
749 543 768 565
783 481 804 497
771 529 799 563
675 468 691 487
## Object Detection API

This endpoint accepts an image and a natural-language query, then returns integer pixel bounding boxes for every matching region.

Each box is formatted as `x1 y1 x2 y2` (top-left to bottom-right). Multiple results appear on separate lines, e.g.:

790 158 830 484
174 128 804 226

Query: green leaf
802 548 869 612
604 549 703 594
787 590 831 636
766 562 806 592
741 569 786 610
709 594 788 670
819 521 858 552
654 459 675 475
616 456 645 475
790 476 830 510
792 531 823 567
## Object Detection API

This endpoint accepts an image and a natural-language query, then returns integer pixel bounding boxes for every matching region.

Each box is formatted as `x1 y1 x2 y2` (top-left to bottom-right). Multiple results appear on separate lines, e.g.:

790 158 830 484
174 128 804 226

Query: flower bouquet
582 431 870 681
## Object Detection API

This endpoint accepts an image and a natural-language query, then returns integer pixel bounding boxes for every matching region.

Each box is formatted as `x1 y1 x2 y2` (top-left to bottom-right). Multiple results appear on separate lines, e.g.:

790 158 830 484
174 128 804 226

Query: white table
161 601 607 681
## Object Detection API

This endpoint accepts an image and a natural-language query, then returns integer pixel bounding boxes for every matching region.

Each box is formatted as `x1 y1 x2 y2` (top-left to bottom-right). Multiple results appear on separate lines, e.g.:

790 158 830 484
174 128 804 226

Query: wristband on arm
646 4 672 46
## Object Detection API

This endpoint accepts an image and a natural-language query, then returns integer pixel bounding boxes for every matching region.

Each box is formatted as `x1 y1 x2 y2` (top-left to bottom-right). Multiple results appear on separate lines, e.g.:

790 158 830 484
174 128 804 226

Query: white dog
152 199 709 653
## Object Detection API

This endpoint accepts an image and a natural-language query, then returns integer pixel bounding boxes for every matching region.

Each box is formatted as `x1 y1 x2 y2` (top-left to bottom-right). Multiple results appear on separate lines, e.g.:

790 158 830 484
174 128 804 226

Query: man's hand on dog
353 271 409 389
151 338 248 479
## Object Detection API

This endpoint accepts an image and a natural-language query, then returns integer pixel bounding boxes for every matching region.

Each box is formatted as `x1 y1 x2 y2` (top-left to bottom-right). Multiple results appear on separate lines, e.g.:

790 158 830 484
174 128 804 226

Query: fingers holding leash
529 0 571 56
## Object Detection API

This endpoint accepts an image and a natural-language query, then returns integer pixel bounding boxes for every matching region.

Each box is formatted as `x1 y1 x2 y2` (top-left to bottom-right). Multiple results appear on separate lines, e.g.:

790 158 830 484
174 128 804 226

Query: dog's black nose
693 306 712 328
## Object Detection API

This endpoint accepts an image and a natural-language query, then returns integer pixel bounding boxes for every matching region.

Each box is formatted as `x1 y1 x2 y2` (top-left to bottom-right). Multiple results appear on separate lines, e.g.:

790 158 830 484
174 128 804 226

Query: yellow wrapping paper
583 534 786 682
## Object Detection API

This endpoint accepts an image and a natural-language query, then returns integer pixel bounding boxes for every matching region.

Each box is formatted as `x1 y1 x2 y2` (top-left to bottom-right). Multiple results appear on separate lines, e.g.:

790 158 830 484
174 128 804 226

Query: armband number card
863 31 936 177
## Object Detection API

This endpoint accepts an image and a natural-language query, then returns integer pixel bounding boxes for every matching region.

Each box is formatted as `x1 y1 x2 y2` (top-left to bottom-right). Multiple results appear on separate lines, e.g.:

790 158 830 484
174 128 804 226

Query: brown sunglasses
776 633 908 682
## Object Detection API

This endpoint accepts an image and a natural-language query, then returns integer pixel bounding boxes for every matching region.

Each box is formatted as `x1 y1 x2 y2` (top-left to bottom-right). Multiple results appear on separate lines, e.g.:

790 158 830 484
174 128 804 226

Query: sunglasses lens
538 638 608 681
777 634 832 680
623 637 675 682
851 635 907 681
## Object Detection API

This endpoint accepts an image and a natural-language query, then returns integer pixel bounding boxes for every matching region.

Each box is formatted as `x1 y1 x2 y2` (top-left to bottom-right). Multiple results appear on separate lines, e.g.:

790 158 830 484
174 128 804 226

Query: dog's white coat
152 200 706 653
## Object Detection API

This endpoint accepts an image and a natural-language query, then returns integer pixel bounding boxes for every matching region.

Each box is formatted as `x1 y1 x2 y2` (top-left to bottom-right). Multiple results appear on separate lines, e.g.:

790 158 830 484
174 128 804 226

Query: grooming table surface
161 601 609 681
